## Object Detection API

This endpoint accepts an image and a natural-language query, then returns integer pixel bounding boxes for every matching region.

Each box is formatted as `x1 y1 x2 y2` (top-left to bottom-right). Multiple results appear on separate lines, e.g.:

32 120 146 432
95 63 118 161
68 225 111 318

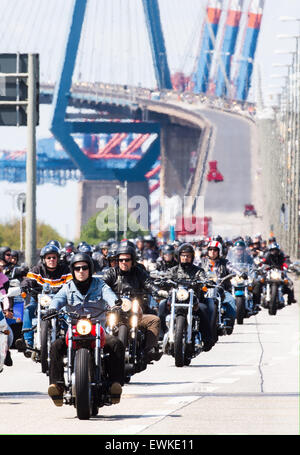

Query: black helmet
0 246 11 262
268 242 280 253
40 244 60 260
10 250 19 261
77 244 93 256
99 241 109 250
107 247 118 261
47 240 62 251
77 241 88 250
70 252 94 277
143 234 156 247
176 243 195 261
162 244 175 255
116 243 136 263
120 239 135 248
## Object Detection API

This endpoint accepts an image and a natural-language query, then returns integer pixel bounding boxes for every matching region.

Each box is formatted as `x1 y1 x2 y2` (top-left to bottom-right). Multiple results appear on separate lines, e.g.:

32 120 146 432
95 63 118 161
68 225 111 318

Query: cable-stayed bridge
0 0 265 237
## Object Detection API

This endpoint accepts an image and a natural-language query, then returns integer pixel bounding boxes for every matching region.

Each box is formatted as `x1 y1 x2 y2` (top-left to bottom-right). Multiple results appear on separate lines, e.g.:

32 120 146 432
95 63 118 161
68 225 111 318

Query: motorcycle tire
236 296 246 324
174 315 186 367
118 324 128 348
75 348 93 420
40 319 50 374
268 284 278 316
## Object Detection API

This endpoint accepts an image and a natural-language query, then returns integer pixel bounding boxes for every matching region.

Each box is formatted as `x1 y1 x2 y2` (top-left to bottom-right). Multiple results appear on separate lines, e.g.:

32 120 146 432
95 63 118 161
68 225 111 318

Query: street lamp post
276 29 300 258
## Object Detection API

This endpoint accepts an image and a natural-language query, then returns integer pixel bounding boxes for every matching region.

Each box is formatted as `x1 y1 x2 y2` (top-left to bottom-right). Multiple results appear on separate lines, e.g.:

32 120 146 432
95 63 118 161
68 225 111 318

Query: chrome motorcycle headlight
76 319 92 336
176 288 189 301
270 270 281 280
121 298 132 312
40 295 52 308
231 277 244 286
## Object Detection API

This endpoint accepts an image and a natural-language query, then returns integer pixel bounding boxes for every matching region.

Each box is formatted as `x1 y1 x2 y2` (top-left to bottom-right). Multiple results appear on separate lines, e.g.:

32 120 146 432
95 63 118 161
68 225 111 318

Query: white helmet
207 240 222 256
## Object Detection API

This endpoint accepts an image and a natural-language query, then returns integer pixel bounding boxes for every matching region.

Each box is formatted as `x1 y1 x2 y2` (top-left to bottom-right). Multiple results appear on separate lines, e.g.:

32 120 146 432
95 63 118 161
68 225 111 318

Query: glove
44 308 57 319
157 290 168 298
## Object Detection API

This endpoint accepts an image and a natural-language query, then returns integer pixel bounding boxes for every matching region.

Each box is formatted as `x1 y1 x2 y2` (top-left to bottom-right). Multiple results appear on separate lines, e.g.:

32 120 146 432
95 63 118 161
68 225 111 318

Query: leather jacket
102 264 160 312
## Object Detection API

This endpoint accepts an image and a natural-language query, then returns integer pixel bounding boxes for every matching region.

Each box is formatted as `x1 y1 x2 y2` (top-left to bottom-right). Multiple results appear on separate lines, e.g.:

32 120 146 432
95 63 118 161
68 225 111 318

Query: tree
79 206 149 245
0 218 66 250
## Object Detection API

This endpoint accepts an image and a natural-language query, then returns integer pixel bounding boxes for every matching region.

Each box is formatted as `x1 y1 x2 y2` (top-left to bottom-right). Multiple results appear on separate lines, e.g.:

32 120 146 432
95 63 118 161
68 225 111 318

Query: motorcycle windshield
227 248 253 270
65 302 105 322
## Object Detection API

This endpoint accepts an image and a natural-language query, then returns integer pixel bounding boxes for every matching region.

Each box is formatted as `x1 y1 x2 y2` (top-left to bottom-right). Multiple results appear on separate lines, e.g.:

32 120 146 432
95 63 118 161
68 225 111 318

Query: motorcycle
205 272 236 336
19 284 57 374
158 277 204 367
230 267 258 324
106 294 147 383
261 267 289 315
44 302 114 420
226 248 259 324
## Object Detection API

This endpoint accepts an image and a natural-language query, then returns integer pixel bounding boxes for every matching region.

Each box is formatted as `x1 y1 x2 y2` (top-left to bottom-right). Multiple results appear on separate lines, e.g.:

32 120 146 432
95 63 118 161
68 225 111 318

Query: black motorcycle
156 276 204 367
106 293 147 383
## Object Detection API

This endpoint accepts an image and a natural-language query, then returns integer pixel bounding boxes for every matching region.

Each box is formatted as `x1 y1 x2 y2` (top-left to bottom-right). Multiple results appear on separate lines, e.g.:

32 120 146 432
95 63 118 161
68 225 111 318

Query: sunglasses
208 248 219 252
45 256 57 260
118 258 132 263
74 265 89 271
5 253 11 257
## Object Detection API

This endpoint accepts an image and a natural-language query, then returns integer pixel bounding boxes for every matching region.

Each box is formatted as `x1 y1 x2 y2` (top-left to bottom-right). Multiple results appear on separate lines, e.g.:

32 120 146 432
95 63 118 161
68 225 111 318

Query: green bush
0 218 66 250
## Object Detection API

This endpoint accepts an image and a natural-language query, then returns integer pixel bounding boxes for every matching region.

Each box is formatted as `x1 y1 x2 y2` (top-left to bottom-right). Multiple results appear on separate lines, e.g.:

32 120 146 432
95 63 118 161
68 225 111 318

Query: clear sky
0 0 300 240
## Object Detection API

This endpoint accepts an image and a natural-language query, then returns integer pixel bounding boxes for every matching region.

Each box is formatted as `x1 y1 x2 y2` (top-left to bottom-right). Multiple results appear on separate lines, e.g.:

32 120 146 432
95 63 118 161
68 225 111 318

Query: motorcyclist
101 246 118 272
201 240 236 328
226 240 262 309
77 243 102 274
143 235 159 263
102 243 164 362
135 236 145 262
93 241 110 271
16 244 72 351
0 258 14 366
161 243 217 351
46 253 125 407
156 244 177 272
0 246 14 277
60 241 76 266
248 237 264 260
263 242 296 304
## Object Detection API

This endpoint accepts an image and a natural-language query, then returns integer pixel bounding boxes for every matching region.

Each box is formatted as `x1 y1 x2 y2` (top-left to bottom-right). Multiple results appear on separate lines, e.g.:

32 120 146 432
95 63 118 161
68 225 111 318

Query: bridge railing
67 81 257 121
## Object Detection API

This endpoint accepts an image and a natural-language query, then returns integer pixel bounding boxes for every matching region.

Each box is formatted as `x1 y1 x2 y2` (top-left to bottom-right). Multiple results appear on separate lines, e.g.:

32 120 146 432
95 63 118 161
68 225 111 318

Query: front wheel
118 324 128 348
40 319 50 374
174 315 186 367
75 348 93 420
236 296 246 324
269 284 278 316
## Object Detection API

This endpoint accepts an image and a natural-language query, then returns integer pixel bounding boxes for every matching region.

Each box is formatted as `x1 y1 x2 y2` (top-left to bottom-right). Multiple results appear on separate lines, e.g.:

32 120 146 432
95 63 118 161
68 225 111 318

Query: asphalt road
0 294 298 437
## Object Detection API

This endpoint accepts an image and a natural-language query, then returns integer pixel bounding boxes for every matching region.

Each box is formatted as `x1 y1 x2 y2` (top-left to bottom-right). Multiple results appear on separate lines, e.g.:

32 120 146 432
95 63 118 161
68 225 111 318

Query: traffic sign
16 192 26 214
0 53 39 126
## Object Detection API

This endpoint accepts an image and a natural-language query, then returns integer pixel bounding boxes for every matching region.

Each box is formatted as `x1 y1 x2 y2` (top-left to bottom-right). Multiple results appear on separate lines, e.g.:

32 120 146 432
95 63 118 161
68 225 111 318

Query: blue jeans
22 296 37 346
222 291 236 320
